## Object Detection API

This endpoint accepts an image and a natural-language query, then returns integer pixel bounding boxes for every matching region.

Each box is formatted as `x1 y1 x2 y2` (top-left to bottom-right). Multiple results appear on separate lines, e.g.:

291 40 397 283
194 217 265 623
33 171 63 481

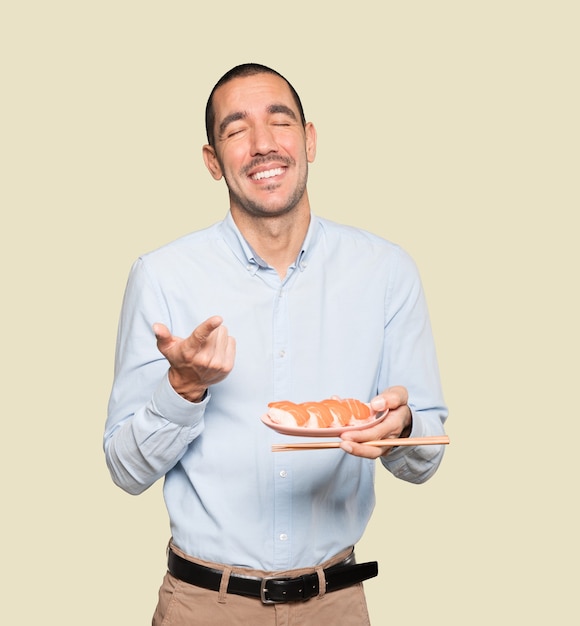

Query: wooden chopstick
272 435 449 452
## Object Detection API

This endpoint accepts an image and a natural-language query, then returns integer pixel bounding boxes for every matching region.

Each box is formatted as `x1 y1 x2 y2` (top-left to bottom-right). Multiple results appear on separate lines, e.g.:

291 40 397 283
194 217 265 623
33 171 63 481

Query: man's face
203 73 317 219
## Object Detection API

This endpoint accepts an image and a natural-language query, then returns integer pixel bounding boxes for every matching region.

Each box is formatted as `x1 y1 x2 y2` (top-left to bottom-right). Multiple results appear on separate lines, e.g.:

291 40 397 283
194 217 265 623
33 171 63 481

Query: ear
305 122 317 163
202 144 223 180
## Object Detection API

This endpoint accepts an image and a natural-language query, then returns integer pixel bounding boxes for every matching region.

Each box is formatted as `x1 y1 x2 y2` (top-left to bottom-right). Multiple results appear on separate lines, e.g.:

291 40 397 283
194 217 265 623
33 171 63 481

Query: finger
341 422 398 443
224 336 237 369
188 315 224 347
210 328 237 372
207 322 234 352
339 439 390 459
199 324 233 365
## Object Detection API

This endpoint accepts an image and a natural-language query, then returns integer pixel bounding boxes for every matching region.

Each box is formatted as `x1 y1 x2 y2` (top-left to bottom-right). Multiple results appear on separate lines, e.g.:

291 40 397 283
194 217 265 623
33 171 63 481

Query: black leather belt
167 549 378 604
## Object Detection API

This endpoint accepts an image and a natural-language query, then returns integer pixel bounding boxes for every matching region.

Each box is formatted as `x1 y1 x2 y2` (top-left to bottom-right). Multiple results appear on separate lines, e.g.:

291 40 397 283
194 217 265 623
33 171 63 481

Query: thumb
370 386 408 411
153 323 173 352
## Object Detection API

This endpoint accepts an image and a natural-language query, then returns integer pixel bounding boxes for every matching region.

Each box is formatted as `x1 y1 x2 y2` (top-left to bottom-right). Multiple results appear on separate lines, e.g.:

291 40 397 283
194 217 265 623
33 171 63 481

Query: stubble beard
224 155 310 219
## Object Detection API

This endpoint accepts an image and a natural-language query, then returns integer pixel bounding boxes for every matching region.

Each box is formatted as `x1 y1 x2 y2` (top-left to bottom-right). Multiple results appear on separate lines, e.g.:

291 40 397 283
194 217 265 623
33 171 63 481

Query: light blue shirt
104 212 447 570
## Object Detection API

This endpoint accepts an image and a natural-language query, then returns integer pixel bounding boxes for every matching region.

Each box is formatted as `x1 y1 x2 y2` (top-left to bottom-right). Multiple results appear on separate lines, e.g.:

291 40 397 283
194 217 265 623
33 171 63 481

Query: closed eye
219 111 248 140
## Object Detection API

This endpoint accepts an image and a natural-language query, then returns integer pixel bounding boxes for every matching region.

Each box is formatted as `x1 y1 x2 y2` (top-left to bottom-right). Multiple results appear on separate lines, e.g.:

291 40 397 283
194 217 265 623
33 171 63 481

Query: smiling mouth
250 167 285 181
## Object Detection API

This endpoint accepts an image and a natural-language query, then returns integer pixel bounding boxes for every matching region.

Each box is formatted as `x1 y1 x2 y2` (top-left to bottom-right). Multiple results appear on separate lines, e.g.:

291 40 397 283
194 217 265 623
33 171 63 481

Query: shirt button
279 350 286 358
279 534 288 541
279 470 287 478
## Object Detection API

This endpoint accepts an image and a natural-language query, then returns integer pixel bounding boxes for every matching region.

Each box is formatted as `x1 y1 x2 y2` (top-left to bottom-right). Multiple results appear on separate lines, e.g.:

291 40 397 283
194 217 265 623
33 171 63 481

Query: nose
250 123 277 156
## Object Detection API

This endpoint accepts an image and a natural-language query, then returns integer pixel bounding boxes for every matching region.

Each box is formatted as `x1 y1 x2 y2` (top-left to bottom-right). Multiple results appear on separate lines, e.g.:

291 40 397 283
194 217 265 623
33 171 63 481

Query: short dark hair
204 63 306 146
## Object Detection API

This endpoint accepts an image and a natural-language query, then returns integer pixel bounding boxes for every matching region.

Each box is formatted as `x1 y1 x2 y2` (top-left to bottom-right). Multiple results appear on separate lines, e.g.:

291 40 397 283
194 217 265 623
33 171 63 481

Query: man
104 63 448 625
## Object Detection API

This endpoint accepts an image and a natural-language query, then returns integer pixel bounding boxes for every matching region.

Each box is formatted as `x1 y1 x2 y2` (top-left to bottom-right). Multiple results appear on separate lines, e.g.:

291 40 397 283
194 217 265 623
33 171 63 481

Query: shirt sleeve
378 246 448 483
103 258 207 495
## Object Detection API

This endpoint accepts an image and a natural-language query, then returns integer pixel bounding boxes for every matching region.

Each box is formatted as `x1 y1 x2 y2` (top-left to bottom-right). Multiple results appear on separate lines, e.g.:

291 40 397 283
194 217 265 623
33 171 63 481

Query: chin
235 195 303 219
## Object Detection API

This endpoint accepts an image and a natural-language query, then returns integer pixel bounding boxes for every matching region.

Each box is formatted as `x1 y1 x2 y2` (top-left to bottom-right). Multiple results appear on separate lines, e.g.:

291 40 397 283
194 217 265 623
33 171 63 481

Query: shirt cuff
380 407 446 481
151 372 210 427
382 406 426 459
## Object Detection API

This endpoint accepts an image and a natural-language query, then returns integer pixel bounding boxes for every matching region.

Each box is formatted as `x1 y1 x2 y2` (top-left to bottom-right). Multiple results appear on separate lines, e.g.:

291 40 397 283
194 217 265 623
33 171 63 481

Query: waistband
167 548 378 604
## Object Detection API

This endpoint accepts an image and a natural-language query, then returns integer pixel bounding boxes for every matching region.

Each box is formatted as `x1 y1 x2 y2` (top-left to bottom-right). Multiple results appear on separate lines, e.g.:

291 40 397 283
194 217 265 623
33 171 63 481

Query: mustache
241 155 295 176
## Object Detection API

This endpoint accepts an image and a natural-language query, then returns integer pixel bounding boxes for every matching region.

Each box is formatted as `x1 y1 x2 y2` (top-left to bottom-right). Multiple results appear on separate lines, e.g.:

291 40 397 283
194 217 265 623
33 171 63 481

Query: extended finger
188 316 224 347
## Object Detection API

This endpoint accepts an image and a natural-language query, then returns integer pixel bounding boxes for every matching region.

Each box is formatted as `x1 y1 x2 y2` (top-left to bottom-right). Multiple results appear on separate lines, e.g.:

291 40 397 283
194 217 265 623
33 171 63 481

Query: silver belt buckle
260 575 287 604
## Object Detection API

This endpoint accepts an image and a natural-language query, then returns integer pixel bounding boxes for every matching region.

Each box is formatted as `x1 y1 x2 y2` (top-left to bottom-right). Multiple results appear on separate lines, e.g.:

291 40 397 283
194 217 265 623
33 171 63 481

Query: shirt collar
220 211 320 275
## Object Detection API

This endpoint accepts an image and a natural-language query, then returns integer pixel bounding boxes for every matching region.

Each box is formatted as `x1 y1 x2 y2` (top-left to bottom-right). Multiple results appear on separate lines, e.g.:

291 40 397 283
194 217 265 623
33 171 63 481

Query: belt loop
217 567 232 604
315 566 326 599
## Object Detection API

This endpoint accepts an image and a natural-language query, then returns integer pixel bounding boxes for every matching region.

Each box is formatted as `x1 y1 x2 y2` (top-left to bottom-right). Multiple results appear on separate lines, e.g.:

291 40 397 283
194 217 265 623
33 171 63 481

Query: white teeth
251 167 284 180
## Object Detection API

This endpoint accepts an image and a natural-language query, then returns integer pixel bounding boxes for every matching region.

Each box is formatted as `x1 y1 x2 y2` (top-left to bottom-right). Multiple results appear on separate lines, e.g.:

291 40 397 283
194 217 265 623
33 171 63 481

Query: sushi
266 398 375 429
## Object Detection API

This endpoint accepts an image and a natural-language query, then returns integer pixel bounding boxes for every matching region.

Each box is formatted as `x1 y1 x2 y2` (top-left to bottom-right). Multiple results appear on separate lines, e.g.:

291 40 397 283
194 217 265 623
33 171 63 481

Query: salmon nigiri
267 397 375 429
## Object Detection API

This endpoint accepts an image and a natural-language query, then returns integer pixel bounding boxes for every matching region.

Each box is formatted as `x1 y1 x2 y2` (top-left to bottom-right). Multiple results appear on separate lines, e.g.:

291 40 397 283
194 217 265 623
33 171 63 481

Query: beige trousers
152 544 372 626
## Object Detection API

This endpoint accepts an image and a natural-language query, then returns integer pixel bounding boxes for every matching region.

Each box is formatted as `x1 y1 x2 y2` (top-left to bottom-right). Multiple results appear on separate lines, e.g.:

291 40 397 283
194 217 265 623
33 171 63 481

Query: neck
231 205 311 279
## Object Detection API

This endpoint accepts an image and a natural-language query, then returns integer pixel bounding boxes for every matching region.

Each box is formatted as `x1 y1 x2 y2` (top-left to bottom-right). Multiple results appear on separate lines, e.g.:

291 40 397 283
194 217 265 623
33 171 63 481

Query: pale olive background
2 2 578 625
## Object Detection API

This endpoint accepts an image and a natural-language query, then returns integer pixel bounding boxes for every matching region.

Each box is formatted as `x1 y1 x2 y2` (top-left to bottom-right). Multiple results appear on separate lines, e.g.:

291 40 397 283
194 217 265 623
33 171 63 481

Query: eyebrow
218 104 299 139
267 104 298 120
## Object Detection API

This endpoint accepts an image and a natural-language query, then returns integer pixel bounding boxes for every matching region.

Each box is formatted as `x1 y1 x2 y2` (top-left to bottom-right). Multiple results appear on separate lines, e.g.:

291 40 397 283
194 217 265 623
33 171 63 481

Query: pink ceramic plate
260 410 389 437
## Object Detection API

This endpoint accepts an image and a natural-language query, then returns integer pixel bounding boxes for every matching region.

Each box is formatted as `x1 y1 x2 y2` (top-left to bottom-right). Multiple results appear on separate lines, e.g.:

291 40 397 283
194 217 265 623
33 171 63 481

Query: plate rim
260 409 389 437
